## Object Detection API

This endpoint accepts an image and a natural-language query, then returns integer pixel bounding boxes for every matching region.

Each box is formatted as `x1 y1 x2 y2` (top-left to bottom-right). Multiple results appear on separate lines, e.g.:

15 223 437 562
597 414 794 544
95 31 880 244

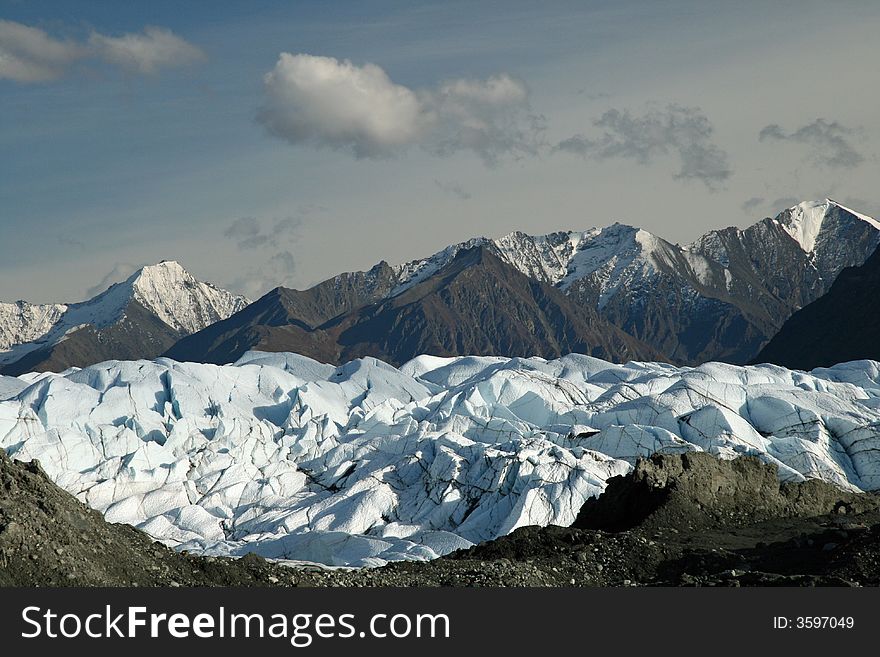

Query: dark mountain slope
166 247 661 366
333 246 659 364
0 301 181 376
754 245 880 370
269 261 402 329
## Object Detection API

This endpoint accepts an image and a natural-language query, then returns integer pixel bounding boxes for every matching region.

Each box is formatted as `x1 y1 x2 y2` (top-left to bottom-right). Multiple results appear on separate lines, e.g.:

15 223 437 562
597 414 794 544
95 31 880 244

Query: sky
2 0 879 303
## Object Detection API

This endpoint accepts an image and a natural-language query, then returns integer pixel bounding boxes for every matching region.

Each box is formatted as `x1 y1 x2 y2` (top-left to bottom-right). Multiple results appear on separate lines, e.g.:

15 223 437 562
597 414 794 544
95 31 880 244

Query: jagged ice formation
2 351 880 566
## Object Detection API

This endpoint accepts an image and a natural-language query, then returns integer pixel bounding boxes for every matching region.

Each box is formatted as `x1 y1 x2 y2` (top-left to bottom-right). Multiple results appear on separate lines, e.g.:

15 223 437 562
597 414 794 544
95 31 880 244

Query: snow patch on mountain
775 199 880 253
0 302 68 351
131 261 249 334
388 222 695 310
2 351 880 567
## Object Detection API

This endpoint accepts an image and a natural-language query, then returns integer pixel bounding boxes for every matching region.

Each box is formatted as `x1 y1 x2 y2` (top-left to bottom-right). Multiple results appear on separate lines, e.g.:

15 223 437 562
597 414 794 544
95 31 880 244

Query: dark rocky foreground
3 448 880 587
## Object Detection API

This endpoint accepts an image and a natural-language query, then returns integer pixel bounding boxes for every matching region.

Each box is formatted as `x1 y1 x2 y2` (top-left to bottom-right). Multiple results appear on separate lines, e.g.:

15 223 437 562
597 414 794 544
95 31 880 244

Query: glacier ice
2 352 880 567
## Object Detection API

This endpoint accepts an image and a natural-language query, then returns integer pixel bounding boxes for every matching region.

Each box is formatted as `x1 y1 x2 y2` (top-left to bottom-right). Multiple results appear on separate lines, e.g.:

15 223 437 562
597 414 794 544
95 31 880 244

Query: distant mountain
754 244 880 370
6 199 877 374
681 200 880 362
174 198 876 367
165 247 661 366
0 301 67 352
378 199 880 364
0 261 248 375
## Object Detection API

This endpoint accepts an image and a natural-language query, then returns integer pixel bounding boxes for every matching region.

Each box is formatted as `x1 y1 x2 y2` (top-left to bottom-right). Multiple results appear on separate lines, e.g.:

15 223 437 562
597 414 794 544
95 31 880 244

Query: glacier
2 351 880 567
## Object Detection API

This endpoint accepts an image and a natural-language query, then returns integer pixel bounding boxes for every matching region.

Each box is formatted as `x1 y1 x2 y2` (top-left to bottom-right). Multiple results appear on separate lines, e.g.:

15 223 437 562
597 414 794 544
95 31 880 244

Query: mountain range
165 246 660 365
2 199 878 373
169 198 880 368
0 261 248 375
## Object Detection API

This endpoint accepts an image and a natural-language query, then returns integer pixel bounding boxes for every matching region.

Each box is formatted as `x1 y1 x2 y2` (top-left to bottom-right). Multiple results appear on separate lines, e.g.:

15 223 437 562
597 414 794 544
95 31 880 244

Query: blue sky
2 0 879 301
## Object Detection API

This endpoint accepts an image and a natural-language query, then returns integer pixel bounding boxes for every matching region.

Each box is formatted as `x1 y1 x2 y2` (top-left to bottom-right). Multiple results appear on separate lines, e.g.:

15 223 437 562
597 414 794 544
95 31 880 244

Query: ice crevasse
1 351 880 567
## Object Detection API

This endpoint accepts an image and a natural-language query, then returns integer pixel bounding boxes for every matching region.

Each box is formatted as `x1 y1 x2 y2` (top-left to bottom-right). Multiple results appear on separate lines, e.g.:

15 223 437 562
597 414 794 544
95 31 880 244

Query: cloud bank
257 53 542 164
0 19 204 82
759 119 864 169
556 104 732 189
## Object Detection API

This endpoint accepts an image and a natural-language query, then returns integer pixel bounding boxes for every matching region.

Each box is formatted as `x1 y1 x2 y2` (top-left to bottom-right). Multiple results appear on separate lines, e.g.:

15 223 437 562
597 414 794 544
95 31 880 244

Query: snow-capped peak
390 236 492 295
559 223 671 290
0 301 68 351
776 199 880 253
386 222 675 307
0 262 249 365
128 260 249 334
62 260 248 336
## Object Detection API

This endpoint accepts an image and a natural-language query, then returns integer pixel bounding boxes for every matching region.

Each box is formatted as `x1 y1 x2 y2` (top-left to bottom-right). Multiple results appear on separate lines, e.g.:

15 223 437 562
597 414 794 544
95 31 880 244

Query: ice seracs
3 351 880 567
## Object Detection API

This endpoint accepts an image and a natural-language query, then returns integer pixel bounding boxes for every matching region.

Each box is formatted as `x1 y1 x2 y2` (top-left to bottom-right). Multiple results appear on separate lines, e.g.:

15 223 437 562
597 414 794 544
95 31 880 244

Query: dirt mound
0 449 304 586
5 447 880 587
572 452 876 532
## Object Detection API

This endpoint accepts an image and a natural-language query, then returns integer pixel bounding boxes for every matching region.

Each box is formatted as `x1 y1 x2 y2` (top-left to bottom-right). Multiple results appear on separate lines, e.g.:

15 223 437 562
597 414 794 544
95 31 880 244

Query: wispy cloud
759 119 864 169
227 250 299 299
434 179 472 200
574 89 611 100
770 197 800 212
88 26 205 75
85 262 140 298
0 19 86 82
223 215 305 297
257 53 543 165
0 19 204 83
556 104 732 189
740 196 765 214
224 216 302 252
223 217 267 250
57 235 87 250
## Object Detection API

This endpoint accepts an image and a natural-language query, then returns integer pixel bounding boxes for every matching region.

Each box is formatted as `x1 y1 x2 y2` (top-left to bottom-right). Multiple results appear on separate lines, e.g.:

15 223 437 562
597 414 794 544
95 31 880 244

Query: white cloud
88 26 205 75
0 19 86 82
0 20 203 83
740 196 764 215
258 53 423 158
257 53 541 163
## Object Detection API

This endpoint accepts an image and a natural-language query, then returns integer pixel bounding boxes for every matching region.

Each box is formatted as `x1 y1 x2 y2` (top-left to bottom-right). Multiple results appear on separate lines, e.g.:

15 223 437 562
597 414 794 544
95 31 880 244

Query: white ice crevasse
2 351 880 567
